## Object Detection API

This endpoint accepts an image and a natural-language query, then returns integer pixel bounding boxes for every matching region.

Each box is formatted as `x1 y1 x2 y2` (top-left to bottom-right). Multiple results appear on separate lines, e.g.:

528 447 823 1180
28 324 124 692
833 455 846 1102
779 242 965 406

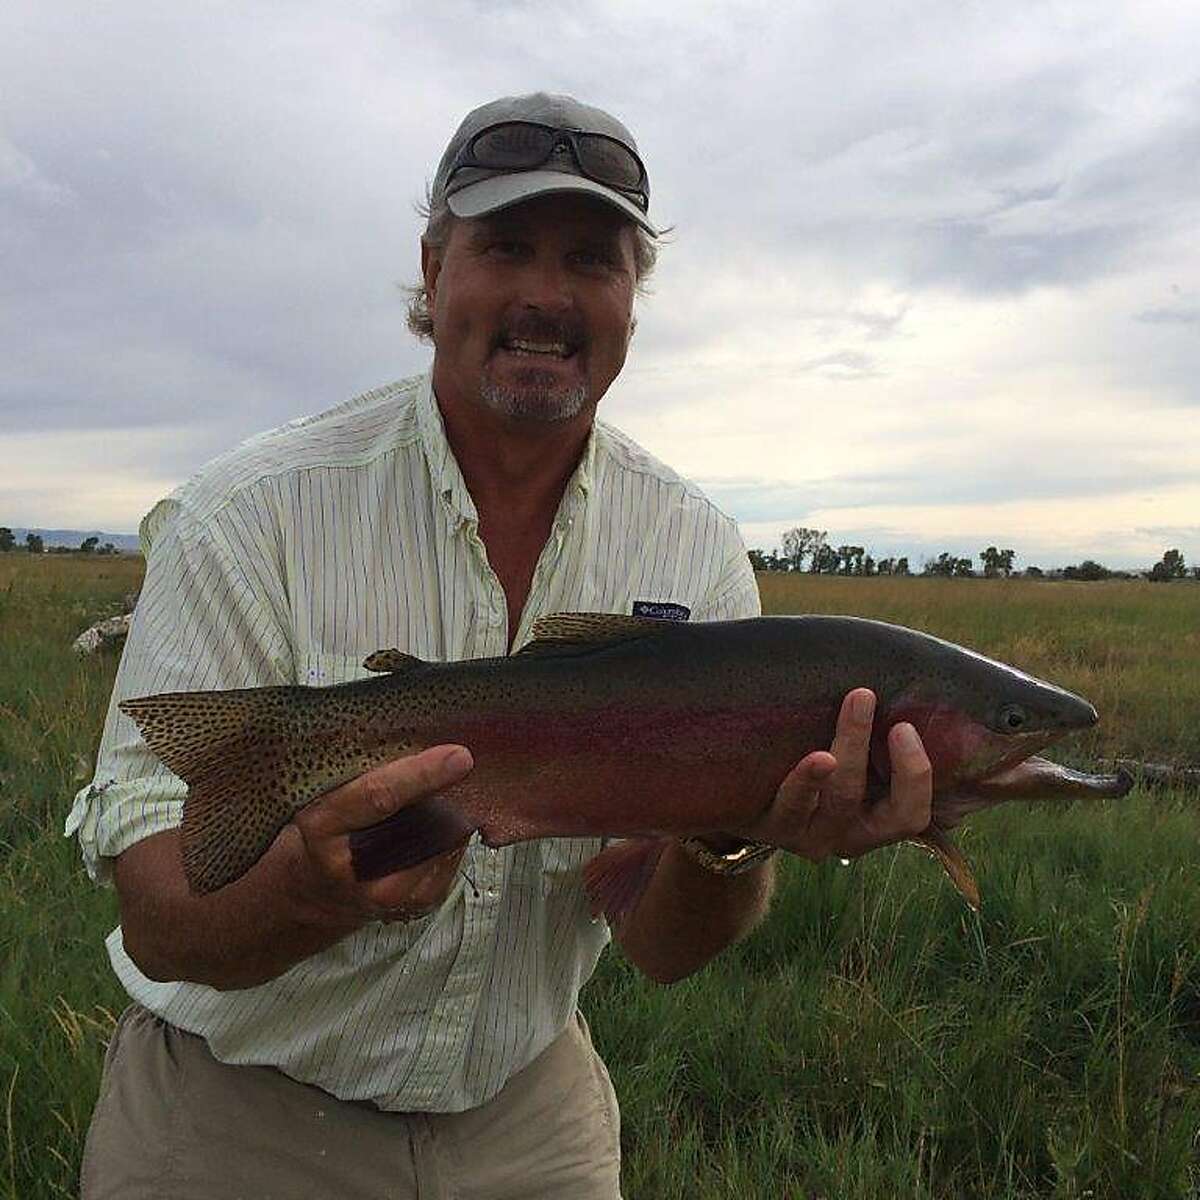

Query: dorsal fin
362 648 426 674
517 612 682 657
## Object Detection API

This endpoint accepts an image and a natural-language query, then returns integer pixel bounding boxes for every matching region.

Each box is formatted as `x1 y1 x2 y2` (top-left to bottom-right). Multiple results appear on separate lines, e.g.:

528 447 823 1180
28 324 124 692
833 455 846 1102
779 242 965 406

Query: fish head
872 640 1099 800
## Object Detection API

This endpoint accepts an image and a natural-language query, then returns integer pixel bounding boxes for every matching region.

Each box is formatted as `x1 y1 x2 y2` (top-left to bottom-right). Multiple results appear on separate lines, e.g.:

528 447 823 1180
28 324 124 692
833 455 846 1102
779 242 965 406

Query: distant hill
6 527 140 552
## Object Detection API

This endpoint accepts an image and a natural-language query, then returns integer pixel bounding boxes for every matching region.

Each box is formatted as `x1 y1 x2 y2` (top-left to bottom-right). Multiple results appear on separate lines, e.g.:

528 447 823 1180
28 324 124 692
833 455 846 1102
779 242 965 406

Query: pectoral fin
910 824 980 911
582 838 671 928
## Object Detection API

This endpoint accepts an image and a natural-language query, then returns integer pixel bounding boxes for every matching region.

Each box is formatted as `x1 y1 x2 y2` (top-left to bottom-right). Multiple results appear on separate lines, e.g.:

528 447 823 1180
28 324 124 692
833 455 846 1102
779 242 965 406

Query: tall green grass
1 559 1197 1198
1 556 137 1198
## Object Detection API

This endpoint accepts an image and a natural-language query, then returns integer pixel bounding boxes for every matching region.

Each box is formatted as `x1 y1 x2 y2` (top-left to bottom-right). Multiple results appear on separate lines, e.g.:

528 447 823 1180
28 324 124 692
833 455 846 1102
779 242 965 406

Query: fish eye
997 703 1029 732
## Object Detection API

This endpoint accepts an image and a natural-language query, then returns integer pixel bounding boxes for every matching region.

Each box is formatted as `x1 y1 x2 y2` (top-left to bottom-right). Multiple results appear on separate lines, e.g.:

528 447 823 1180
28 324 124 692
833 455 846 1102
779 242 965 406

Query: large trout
119 613 1132 918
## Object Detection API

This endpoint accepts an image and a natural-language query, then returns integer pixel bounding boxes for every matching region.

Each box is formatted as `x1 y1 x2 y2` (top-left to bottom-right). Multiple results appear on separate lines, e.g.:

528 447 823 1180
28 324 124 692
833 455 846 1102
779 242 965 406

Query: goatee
479 374 589 423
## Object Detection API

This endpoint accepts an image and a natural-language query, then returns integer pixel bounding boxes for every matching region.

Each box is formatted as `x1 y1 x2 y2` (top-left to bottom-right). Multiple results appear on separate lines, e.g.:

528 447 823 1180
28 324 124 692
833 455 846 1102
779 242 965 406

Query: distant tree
812 544 839 574
749 548 789 572
102 541 116 555
1192 566 1200 581
1025 565 1044 579
876 557 894 575
806 529 829 573
979 547 1016 578
845 546 867 575
1148 548 1186 582
862 554 876 577
25 533 44 554
80 535 99 553
781 527 824 573
835 545 865 575
1063 560 1110 581
894 556 910 576
0 527 14 552
924 552 967 578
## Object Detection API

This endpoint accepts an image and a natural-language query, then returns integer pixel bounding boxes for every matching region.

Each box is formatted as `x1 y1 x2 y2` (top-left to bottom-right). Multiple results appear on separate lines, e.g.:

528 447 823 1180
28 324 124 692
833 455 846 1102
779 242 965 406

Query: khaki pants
81 1005 622 1199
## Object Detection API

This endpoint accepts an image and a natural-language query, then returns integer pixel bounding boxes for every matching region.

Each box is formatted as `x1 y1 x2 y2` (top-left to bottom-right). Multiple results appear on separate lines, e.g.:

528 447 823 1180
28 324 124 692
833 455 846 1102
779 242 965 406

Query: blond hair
404 191 661 341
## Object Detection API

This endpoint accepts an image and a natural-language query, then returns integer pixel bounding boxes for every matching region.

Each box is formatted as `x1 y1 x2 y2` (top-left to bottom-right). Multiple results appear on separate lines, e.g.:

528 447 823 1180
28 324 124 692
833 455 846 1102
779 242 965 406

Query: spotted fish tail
120 686 331 894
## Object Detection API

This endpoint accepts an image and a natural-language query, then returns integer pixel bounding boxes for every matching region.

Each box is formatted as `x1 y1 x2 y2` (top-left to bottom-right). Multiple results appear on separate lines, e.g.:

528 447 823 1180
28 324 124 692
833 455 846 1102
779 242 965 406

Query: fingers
870 721 932 841
289 746 475 927
827 688 875 803
768 751 837 861
750 702 933 864
299 745 474 840
773 750 836 819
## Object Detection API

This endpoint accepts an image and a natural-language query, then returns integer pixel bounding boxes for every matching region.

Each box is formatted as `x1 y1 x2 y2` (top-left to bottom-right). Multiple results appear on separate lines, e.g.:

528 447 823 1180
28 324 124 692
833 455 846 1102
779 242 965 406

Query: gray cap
431 92 657 236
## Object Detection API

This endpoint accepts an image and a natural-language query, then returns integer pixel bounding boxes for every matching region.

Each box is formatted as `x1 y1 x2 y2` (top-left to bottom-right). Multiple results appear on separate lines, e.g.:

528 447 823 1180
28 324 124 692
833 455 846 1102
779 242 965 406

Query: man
69 93 931 1198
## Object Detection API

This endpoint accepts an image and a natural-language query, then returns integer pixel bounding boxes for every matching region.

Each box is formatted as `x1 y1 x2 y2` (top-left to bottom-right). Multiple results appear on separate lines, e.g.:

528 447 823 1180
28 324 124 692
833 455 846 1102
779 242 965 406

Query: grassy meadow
1 555 1197 1198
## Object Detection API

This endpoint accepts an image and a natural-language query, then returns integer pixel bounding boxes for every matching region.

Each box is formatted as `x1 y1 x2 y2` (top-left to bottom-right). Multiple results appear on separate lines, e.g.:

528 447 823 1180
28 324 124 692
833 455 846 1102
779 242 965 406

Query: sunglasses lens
471 123 557 168
576 134 644 189
460 123 647 208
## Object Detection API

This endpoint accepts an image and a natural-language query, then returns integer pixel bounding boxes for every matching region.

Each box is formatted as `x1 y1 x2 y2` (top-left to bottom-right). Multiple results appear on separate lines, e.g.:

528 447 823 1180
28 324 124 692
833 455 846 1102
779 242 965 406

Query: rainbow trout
120 613 1132 918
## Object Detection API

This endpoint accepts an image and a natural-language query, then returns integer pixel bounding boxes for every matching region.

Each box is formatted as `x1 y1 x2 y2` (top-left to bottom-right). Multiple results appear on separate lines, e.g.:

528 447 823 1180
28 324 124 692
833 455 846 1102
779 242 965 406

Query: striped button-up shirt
67 372 760 1111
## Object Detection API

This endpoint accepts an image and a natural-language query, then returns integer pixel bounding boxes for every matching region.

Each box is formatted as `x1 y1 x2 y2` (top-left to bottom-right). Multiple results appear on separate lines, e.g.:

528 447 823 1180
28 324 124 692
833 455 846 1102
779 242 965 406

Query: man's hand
288 744 475 926
738 688 932 861
114 744 476 990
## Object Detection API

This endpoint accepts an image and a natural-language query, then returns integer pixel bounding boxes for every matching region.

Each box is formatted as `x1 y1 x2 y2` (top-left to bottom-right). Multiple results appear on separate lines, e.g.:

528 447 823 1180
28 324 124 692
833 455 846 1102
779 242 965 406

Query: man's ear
421 241 442 309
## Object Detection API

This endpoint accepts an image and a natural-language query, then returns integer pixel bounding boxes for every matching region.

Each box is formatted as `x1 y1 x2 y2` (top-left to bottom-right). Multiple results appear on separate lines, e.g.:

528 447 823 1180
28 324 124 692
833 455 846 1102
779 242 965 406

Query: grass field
1 555 1197 1198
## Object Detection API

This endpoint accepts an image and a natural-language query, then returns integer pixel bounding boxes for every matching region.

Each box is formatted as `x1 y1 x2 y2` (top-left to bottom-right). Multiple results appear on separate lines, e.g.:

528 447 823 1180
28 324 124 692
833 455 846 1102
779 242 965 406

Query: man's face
424 193 638 423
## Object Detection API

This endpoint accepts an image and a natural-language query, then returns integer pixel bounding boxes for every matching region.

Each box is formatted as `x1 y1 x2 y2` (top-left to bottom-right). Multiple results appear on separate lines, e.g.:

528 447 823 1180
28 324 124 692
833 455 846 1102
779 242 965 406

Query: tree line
0 529 119 555
749 528 1198 582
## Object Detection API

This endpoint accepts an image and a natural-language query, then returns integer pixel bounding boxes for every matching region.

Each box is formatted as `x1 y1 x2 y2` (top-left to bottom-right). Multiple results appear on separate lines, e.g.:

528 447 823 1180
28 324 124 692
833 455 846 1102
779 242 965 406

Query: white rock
72 613 132 655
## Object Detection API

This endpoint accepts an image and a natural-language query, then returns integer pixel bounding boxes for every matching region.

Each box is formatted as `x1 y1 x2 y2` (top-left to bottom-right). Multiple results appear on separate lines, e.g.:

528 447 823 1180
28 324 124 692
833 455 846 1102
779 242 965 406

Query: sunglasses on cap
446 121 649 212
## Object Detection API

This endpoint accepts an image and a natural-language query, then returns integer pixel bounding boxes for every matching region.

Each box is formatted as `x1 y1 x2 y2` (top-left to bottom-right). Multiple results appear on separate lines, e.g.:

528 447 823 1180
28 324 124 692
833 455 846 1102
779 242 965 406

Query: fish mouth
971 755 1135 802
929 753 1134 831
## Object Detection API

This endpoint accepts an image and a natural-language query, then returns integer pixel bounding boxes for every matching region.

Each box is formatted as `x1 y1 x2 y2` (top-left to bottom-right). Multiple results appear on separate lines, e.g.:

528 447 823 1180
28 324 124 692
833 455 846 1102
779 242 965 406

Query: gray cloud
703 450 1197 523
2 0 1198 539
1135 307 1200 325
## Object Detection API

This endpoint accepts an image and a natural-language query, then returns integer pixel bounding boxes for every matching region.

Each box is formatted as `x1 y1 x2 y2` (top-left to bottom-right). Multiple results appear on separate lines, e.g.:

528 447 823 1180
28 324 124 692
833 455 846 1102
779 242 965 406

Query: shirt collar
416 372 478 524
416 370 597 524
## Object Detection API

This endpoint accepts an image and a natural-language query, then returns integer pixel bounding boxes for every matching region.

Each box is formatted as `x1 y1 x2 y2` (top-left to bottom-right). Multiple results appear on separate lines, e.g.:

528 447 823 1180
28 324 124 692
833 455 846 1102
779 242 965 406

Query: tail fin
121 687 322 894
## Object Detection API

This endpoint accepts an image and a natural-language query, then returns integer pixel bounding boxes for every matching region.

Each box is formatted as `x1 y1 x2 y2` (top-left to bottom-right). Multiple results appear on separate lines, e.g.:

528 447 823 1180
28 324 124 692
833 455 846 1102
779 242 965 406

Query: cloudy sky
3 1 1198 568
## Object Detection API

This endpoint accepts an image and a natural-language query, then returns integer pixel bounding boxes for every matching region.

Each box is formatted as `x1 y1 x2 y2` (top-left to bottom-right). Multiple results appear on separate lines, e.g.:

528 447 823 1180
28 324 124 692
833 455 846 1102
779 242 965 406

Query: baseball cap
431 92 657 236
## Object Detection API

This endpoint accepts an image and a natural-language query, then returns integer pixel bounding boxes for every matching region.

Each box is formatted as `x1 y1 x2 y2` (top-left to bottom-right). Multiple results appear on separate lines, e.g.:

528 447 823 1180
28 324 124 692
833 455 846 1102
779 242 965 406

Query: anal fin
909 824 981 911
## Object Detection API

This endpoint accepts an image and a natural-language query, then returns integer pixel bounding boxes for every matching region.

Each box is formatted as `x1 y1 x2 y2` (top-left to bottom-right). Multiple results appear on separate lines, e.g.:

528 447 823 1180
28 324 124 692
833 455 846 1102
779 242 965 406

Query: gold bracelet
678 836 776 876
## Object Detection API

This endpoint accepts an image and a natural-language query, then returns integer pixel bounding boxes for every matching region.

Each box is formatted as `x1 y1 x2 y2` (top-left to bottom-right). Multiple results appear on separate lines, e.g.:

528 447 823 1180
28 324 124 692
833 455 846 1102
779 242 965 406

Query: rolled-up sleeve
66 492 294 882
